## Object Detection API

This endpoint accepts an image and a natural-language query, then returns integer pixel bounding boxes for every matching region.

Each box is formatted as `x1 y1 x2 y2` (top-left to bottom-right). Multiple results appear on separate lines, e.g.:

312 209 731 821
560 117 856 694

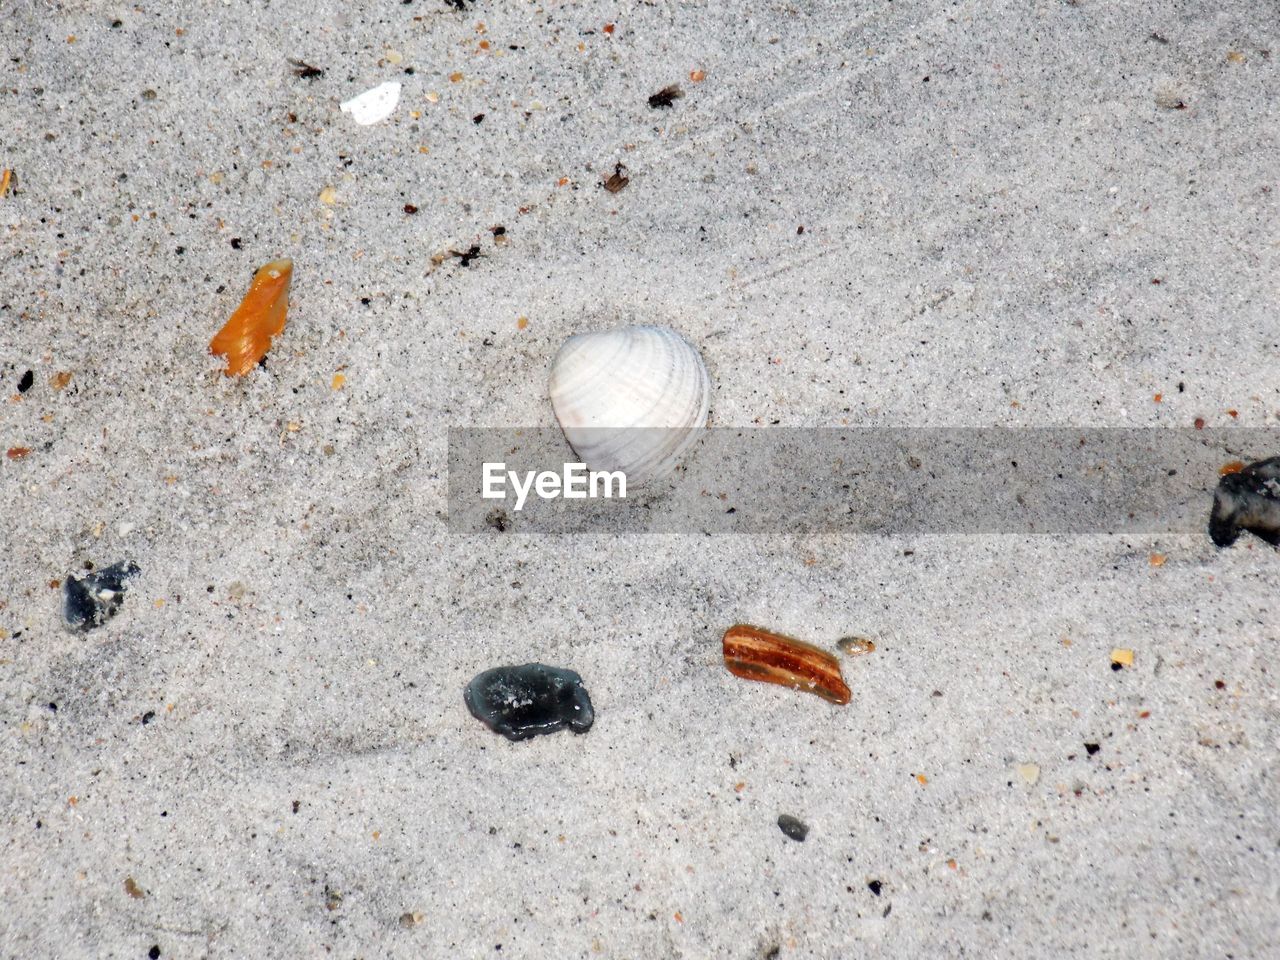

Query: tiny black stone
17 369 34 393
868 879 883 896
230 238 242 249
47 702 57 712
491 225 506 237
62 561 140 631
472 113 485 124
1084 742 1101 756
141 711 156 725
1111 661 1123 671
464 664 594 741
149 946 161 960
776 814 808 842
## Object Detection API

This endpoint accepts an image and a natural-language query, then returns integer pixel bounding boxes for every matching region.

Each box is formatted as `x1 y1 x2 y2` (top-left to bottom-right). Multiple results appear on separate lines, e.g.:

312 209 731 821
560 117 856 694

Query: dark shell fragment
62 561 140 631
777 814 809 842
464 663 594 741
1209 456 1280 547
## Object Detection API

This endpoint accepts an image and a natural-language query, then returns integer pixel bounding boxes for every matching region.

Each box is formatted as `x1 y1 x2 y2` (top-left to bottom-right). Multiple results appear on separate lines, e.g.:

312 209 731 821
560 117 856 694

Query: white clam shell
549 324 711 482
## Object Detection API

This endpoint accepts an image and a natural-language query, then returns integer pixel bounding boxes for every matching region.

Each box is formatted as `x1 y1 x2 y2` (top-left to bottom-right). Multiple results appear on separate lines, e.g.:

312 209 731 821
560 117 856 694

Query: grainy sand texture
2 1 1279 957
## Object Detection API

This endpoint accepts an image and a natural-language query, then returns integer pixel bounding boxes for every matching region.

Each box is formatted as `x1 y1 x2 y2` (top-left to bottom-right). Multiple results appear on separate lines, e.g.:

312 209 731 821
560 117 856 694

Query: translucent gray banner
446 428 1280 535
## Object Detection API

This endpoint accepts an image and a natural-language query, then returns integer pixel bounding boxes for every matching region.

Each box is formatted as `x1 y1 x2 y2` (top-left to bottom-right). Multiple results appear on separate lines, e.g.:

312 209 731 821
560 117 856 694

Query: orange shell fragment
722 623 851 705
210 259 293 376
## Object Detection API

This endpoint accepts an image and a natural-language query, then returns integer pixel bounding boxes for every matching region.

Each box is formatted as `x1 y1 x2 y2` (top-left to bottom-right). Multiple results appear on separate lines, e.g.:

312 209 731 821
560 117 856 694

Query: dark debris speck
148 946 161 960
1084 742 1101 756
451 245 482 266
17 369 34 393
288 59 325 79
647 84 683 109
868 879 883 896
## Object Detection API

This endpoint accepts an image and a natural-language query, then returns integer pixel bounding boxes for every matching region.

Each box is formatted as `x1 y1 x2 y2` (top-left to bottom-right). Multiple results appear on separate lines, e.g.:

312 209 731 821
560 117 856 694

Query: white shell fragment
340 81 402 125
549 324 711 482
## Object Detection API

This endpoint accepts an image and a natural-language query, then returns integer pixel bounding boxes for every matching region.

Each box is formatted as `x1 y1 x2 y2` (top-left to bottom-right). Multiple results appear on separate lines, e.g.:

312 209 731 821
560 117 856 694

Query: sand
2 0 1278 957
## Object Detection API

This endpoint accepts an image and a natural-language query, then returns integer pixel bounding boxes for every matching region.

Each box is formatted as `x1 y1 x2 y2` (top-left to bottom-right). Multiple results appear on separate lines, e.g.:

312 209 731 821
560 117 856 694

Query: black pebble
1209 456 1280 547
62 561 140 631
868 879 883 896
777 814 808 842
149 947 161 960
17 369 34 393
464 664 594 741
1084 742 1100 756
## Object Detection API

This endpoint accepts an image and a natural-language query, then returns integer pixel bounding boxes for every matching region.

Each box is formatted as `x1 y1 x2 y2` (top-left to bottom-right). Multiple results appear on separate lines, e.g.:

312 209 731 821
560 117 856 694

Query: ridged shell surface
549 324 711 481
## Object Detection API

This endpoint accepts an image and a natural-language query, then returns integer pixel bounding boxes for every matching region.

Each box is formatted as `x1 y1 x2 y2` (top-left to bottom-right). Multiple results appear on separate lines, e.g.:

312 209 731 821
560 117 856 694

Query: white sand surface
2 1 1278 957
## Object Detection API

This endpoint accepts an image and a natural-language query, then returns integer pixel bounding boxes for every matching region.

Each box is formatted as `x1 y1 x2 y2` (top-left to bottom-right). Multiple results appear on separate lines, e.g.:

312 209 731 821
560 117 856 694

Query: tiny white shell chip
549 324 711 482
340 81 402 125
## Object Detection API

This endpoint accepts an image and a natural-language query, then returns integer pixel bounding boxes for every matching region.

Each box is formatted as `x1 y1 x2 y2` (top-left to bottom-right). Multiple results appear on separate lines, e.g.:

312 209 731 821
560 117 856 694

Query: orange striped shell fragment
209 259 293 376
722 624 851 705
